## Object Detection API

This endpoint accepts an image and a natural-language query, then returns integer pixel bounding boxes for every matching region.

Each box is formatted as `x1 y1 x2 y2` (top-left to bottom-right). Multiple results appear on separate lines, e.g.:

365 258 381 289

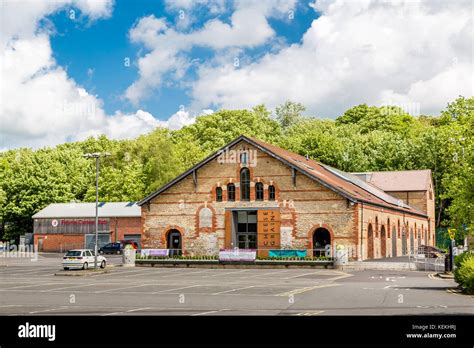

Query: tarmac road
0 253 472 316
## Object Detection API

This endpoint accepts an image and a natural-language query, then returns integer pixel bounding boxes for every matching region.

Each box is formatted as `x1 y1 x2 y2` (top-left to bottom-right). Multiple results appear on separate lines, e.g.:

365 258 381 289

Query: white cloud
187 0 472 117
0 0 195 149
125 0 297 104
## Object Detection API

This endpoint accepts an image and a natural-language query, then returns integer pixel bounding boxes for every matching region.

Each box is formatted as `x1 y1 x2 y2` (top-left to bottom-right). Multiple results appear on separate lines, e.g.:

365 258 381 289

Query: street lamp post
83 152 111 270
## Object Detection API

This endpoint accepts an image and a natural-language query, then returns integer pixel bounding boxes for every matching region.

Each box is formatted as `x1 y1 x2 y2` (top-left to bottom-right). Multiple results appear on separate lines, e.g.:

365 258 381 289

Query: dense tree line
0 97 472 244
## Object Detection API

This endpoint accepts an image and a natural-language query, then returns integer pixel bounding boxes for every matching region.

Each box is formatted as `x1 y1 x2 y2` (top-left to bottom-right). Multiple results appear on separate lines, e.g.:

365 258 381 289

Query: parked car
99 242 123 255
419 245 446 258
121 240 139 250
62 249 107 270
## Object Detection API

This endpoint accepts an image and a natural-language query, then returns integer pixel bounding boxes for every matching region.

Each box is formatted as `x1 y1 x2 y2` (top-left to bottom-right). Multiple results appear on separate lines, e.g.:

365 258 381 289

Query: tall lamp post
83 152 111 270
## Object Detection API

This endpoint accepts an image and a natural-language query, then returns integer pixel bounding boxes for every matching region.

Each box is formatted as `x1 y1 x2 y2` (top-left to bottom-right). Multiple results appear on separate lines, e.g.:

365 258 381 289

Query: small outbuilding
32 202 142 252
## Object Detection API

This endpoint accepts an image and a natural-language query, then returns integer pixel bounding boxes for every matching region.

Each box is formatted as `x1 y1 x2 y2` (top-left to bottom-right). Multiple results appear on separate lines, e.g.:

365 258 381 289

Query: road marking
202 270 250 278
120 269 178 278
3 282 59 290
94 283 153 293
191 309 229 316
326 271 353 281
126 307 152 313
296 310 325 316
242 270 290 278
29 307 67 314
102 269 149 277
152 284 201 294
383 284 397 289
159 269 214 278
276 283 340 296
283 271 324 279
212 286 255 295
47 283 100 292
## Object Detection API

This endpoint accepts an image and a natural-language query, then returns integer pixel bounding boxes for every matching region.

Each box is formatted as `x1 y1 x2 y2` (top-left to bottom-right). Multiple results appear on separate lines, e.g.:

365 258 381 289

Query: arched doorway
417 228 421 249
367 224 374 259
402 227 407 255
409 228 414 255
380 225 386 258
391 226 397 257
312 228 331 257
166 229 182 256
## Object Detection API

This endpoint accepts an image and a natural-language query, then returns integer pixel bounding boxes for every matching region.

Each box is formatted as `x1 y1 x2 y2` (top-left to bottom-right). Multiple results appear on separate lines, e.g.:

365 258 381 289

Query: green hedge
256 256 332 261
454 252 474 294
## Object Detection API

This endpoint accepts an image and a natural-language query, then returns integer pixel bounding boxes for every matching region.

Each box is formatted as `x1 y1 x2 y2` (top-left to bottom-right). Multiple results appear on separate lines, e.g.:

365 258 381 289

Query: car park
62 249 107 270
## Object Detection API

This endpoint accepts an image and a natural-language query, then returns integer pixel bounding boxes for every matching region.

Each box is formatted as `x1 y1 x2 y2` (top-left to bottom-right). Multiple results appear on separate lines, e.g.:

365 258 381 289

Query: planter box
136 258 334 269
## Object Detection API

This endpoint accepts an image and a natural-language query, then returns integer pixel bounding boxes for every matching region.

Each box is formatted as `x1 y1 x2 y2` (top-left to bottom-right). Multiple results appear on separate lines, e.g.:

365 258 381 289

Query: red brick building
33 202 142 252
138 135 435 260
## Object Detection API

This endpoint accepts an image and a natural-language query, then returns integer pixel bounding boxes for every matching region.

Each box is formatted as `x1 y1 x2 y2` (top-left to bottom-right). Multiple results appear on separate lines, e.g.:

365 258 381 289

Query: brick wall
142 141 356 258
34 216 142 252
141 140 431 260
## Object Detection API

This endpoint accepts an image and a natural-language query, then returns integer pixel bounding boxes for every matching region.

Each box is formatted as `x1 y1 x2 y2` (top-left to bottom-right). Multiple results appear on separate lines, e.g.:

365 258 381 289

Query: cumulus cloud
188 0 472 116
125 0 297 104
0 0 194 149
126 0 472 117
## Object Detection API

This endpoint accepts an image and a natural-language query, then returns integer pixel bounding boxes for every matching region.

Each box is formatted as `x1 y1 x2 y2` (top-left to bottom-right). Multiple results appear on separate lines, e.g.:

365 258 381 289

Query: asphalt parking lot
0 253 472 316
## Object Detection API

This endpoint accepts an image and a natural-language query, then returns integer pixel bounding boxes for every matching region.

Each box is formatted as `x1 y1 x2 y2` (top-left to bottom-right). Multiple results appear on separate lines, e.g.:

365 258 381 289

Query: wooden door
257 210 280 257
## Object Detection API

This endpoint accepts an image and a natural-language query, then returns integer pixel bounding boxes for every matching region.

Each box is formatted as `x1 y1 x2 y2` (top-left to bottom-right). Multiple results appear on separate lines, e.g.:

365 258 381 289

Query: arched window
255 182 264 201
240 152 248 166
215 187 222 202
268 185 275 201
227 183 235 201
240 168 250 201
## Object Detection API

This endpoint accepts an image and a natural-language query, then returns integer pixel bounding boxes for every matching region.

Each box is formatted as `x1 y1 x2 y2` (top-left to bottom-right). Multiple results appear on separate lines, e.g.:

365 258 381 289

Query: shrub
454 251 473 268
454 253 474 294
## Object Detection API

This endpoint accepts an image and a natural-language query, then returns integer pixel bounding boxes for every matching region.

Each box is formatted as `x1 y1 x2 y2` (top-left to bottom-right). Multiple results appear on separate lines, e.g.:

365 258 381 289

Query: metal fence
408 246 445 272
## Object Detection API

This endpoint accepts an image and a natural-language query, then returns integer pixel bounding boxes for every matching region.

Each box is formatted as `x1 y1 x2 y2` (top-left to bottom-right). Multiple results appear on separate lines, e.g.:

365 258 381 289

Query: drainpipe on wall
114 219 118 242
359 202 364 261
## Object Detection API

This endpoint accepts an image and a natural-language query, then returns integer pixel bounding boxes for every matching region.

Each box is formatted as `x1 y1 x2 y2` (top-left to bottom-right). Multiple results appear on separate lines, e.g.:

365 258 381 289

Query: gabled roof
138 135 427 218
32 202 141 219
351 170 432 192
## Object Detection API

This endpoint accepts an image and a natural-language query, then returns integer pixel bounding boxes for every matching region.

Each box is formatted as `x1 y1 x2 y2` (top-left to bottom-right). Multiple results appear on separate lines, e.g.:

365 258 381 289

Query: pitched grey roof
352 170 432 191
32 202 141 219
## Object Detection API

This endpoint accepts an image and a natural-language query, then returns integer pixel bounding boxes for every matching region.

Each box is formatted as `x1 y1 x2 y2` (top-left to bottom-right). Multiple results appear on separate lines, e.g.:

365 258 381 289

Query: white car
62 249 107 270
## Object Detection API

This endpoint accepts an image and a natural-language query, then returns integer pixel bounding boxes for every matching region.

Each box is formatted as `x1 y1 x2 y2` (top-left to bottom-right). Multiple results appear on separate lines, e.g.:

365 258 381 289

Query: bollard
122 245 136 267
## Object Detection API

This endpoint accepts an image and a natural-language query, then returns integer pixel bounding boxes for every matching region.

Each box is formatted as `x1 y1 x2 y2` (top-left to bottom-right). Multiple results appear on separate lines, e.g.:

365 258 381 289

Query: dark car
98 242 123 255
121 240 139 250
419 245 446 258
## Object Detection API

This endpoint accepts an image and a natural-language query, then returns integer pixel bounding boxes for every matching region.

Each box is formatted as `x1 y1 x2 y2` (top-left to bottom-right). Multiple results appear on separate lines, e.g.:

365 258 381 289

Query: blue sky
1 0 471 149
48 0 317 120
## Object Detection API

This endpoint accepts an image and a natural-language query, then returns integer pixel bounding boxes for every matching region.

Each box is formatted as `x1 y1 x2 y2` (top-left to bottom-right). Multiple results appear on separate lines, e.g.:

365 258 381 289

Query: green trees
275 101 306 130
0 96 472 243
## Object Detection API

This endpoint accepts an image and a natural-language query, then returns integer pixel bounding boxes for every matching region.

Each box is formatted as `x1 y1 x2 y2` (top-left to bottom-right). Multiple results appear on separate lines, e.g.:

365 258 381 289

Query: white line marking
152 285 201 294
191 309 229 316
126 307 152 313
283 271 324 279
3 282 59 290
212 286 255 295
95 283 153 293
276 283 340 296
242 270 290 278
159 269 214 278
296 310 325 316
202 270 250 278
47 283 99 292
29 307 66 314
